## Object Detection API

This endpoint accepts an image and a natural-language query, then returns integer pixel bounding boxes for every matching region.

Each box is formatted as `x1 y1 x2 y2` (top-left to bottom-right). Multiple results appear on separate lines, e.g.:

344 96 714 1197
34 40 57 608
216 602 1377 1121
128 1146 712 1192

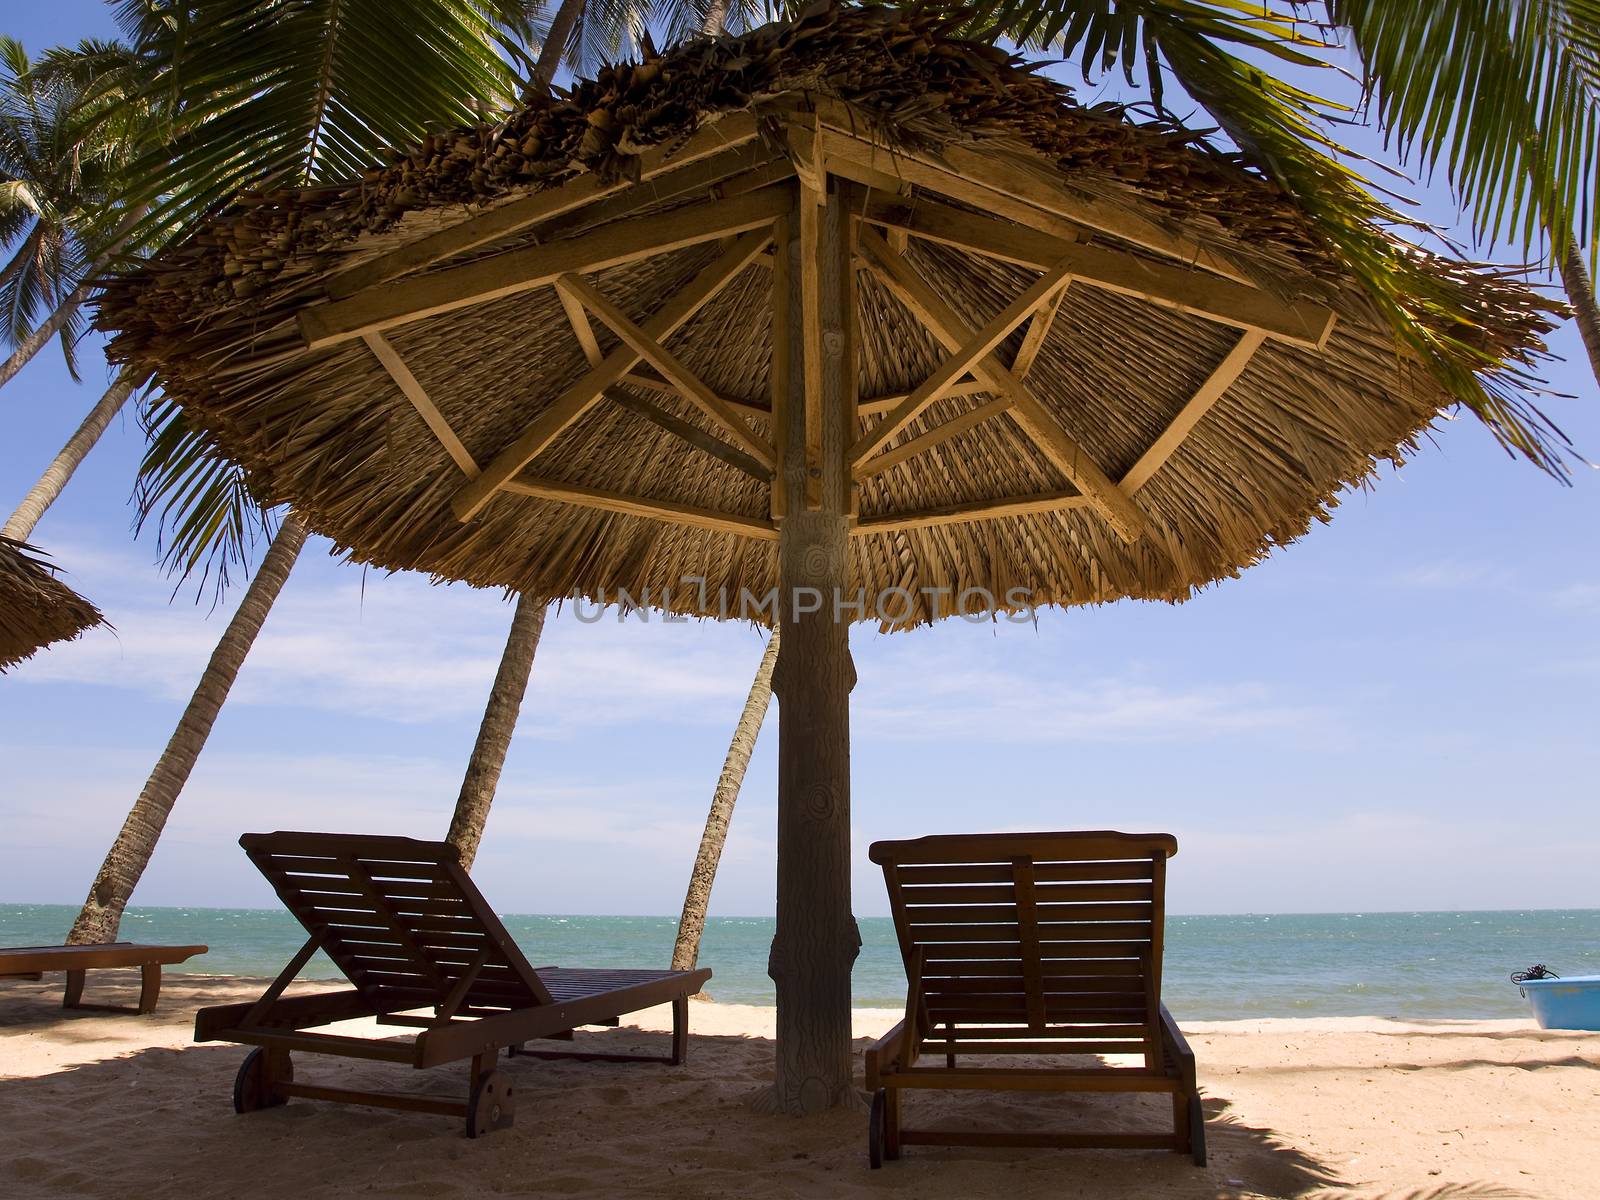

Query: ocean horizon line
6 900 1599 920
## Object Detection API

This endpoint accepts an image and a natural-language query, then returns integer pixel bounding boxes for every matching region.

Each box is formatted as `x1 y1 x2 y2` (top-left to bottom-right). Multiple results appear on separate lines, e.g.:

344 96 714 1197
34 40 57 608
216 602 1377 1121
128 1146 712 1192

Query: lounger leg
137 963 162 1014
883 1086 902 1161
670 995 689 1065
62 969 86 1009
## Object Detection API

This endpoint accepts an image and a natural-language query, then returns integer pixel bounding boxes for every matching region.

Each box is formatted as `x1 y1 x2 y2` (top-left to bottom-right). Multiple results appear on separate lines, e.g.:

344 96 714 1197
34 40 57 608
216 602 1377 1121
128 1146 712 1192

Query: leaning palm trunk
0 282 90 394
2 368 139 540
702 0 730 36
66 516 308 943
671 630 779 974
445 593 547 870
1558 239 1600 388
530 0 585 93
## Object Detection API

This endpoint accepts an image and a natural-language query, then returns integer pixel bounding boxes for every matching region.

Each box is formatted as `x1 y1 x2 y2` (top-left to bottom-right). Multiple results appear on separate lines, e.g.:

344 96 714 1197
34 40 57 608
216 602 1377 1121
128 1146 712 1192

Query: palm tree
67 516 307 942
671 629 778 974
67 0 543 939
446 593 548 868
1325 2 1600 386
1 367 140 541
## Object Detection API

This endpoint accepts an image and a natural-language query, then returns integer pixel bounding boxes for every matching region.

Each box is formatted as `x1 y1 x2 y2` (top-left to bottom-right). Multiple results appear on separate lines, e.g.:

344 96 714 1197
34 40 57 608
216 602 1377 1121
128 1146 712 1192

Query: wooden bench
196 831 711 1137
0 942 208 1014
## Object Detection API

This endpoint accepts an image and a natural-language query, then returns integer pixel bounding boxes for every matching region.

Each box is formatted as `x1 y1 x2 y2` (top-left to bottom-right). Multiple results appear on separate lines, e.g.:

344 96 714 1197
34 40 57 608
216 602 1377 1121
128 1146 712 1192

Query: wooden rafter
362 332 478 476
503 476 777 540
857 228 1147 544
854 395 1012 481
798 184 824 508
853 490 1088 534
1012 285 1066 378
323 112 763 298
859 195 1336 350
301 186 790 350
802 99 1249 284
617 373 987 421
850 264 1072 467
450 230 770 521
770 212 792 520
553 279 768 481
1122 329 1265 493
557 274 776 470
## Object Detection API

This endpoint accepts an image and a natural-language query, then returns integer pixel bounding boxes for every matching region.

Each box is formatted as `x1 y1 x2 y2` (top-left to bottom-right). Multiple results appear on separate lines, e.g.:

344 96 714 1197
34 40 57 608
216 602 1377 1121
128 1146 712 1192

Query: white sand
3 973 1597 1198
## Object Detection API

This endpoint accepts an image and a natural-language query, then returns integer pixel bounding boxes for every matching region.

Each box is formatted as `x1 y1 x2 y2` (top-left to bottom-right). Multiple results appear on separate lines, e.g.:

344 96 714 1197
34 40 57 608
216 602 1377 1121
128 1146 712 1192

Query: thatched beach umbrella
0 537 105 672
96 8 1550 1112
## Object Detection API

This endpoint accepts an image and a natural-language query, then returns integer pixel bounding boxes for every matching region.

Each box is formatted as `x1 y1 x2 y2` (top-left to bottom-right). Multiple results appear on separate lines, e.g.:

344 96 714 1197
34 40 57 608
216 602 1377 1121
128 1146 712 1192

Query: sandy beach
1 974 1595 1199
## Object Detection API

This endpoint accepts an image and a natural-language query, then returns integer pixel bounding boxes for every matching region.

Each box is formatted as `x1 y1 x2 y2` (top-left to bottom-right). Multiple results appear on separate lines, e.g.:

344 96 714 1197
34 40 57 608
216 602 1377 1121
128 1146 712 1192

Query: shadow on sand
0 977 1535 1200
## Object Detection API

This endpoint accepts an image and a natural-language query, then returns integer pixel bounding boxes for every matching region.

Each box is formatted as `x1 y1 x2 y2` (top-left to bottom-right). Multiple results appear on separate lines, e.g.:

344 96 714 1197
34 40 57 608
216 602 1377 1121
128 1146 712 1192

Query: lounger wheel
1188 1093 1207 1167
868 1088 887 1169
233 1047 291 1114
466 1070 516 1138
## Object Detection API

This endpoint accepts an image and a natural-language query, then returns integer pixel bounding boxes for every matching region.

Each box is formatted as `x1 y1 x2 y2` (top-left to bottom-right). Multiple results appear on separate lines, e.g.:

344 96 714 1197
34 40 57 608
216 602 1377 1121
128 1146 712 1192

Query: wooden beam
808 101 1248 284
554 280 604 366
1122 329 1265 493
859 196 1336 350
861 380 986 415
502 476 777 540
301 185 789 350
606 388 770 480
858 227 1147 543
555 276 766 478
850 264 1071 466
798 184 824 508
558 273 776 470
854 395 1012 481
1012 285 1066 378
362 332 478 476
323 113 762 298
450 230 769 521
853 490 1088 534
770 212 791 521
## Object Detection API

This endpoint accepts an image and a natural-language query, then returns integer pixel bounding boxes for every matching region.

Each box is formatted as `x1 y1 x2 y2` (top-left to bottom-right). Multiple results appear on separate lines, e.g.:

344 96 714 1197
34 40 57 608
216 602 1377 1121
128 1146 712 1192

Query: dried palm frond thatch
0 538 105 671
93 6 1557 627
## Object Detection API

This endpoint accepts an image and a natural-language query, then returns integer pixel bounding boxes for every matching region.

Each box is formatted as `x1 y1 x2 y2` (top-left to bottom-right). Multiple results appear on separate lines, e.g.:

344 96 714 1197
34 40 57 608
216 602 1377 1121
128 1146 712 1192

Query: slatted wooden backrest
870 832 1177 1063
241 831 553 1015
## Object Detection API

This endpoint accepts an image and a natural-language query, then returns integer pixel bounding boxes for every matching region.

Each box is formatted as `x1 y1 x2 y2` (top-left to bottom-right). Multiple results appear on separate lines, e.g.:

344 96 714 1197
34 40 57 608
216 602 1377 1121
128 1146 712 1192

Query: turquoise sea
4 905 1596 1019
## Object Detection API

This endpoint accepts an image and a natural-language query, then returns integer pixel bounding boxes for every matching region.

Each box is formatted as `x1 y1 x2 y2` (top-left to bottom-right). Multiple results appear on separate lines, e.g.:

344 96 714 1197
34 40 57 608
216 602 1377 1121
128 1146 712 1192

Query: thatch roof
0 538 105 671
95 6 1553 627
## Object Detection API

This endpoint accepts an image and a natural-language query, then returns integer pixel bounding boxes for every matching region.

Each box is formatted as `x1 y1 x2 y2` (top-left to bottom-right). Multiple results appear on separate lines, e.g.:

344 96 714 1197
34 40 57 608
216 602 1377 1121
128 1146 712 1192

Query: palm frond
135 391 273 603
1333 0 1600 257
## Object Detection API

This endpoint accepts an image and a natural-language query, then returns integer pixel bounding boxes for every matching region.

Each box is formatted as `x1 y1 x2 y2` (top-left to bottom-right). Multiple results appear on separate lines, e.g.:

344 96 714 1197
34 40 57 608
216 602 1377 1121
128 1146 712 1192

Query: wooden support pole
765 181 860 1115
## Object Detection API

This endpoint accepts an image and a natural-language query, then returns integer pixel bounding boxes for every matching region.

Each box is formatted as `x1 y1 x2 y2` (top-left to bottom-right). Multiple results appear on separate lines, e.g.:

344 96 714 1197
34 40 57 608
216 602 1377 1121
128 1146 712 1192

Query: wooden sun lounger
194 832 710 1137
0 941 207 1014
864 831 1204 1167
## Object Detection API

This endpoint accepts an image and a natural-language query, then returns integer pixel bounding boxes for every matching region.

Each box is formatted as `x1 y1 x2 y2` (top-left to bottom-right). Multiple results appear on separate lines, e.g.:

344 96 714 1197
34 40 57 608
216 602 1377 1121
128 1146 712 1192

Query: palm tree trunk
531 0 585 93
445 593 547 870
2 368 138 541
1558 239 1600 387
66 516 309 944
0 283 89 394
702 0 730 36
671 629 779 974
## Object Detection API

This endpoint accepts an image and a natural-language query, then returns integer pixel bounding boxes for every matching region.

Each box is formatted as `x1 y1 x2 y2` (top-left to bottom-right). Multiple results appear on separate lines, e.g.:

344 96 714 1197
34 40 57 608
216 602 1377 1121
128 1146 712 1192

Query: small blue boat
1517 975 1600 1030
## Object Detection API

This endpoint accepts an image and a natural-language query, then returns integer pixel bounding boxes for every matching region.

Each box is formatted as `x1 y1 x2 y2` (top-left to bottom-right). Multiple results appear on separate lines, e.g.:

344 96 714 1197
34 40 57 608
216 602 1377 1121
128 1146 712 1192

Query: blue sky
2 2 1597 920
